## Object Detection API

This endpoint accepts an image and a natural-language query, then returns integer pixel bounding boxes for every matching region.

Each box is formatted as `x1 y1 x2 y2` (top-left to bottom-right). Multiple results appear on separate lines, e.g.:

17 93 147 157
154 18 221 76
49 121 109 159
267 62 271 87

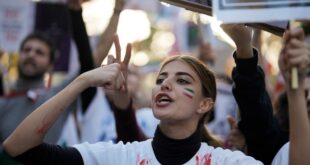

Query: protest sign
0 0 34 52
159 0 288 36
212 0 310 23
35 2 71 72
212 0 310 89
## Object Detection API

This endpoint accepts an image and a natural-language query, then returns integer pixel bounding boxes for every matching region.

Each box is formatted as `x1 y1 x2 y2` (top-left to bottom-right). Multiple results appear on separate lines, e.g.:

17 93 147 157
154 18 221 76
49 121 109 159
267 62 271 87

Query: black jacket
232 49 289 165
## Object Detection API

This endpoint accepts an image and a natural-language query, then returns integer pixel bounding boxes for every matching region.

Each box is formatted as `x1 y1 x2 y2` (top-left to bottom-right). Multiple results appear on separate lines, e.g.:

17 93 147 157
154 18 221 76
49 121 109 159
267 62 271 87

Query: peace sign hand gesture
105 35 132 110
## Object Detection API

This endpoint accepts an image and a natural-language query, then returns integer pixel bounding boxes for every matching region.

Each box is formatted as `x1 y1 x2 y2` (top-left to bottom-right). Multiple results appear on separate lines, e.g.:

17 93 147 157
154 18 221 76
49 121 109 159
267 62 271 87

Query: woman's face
151 60 206 123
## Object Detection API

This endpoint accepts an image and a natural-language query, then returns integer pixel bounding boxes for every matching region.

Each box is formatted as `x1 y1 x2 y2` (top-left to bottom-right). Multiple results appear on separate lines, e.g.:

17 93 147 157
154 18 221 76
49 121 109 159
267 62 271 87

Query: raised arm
278 28 310 165
2 63 124 157
223 24 288 164
94 0 125 66
68 0 96 112
222 24 253 59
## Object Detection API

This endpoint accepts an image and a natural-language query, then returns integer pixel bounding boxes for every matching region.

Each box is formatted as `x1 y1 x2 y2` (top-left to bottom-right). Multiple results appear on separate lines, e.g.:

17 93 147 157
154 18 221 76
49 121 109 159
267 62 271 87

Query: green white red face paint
183 87 194 99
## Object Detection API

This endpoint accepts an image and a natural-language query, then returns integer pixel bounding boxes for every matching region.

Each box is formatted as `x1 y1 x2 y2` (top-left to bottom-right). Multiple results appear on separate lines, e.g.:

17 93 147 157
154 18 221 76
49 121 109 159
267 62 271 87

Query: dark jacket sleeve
69 9 96 113
232 49 289 165
108 99 148 143
12 143 83 165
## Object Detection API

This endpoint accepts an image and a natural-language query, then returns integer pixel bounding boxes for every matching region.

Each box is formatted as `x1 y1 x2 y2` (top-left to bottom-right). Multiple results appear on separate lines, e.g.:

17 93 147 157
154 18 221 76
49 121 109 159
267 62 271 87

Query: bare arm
2 63 123 157
279 28 310 165
94 0 125 66
222 24 253 59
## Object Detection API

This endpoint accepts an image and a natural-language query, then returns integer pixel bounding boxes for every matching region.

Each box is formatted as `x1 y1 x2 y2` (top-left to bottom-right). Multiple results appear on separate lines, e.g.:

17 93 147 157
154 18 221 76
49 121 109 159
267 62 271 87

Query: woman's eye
156 78 163 85
177 79 189 84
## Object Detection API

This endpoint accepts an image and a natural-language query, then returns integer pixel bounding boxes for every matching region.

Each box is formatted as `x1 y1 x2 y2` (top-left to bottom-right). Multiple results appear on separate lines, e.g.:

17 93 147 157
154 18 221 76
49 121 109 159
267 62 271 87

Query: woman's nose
160 79 172 91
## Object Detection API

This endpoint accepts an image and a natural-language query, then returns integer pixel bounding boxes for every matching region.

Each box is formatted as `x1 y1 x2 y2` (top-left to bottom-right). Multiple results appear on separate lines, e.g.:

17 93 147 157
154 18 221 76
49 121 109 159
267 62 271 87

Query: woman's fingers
288 27 305 41
107 55 115 65
123 43 132 66
114 35 121 62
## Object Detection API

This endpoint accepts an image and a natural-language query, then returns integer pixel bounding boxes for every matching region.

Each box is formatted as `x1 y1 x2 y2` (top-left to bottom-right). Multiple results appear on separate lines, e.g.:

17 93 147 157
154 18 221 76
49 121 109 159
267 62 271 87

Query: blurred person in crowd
207 74 238 142
198 41 216 67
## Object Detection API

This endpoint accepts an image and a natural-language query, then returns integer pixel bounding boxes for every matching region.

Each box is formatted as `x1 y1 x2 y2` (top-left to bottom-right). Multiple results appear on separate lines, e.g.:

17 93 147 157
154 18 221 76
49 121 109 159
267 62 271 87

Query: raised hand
279 28 310 87
221 24 253 58
105 35 132 110
82 63 124 90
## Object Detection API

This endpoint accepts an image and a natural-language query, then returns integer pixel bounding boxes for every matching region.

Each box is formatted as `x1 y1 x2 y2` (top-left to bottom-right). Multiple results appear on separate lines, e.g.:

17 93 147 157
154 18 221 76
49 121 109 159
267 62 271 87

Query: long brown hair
159 55 222 147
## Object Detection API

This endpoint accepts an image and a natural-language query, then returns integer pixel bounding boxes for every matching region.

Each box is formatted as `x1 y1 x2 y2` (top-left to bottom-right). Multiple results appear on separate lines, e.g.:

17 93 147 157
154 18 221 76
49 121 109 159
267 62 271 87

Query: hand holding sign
279 28 310 89
222 24 254 59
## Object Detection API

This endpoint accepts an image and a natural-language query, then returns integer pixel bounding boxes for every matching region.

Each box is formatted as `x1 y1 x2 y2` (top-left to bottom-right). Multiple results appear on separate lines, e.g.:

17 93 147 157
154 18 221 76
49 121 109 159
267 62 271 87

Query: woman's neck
159 121 198 139
152 126 201 164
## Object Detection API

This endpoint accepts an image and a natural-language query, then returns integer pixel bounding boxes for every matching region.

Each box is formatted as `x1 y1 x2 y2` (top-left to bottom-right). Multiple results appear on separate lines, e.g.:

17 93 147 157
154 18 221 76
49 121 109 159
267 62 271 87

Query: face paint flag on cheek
183 87 194 99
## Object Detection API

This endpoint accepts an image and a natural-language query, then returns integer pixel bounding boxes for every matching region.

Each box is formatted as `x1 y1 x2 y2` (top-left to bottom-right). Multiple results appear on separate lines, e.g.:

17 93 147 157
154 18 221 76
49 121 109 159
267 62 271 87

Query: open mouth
155 93 174 106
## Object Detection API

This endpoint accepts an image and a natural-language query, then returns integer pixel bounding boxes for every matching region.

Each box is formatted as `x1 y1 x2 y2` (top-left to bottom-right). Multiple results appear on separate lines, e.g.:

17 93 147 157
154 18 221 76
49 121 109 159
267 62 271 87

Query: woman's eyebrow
176 72 195 81
158 72 168 76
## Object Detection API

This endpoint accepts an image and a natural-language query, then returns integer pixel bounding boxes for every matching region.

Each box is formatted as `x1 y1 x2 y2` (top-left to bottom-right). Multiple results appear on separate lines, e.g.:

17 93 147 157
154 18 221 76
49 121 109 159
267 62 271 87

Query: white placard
212 0 310 23
0 0 35 52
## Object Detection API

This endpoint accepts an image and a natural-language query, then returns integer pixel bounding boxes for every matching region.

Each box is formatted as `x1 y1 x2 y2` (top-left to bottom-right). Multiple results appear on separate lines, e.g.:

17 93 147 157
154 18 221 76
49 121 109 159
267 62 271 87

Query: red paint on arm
36 116 51 135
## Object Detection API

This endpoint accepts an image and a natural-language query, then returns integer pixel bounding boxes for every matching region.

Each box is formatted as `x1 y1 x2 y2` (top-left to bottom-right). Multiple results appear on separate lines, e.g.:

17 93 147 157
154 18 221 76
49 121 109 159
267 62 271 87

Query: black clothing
232 49 289 165
111 99 147 142
14 144 83 165
69 9 96 113
152 127 201 165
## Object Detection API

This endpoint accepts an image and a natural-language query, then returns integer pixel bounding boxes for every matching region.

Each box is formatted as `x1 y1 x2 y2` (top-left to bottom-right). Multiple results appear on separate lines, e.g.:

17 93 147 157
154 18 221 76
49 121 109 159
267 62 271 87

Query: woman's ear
197 98 214 114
